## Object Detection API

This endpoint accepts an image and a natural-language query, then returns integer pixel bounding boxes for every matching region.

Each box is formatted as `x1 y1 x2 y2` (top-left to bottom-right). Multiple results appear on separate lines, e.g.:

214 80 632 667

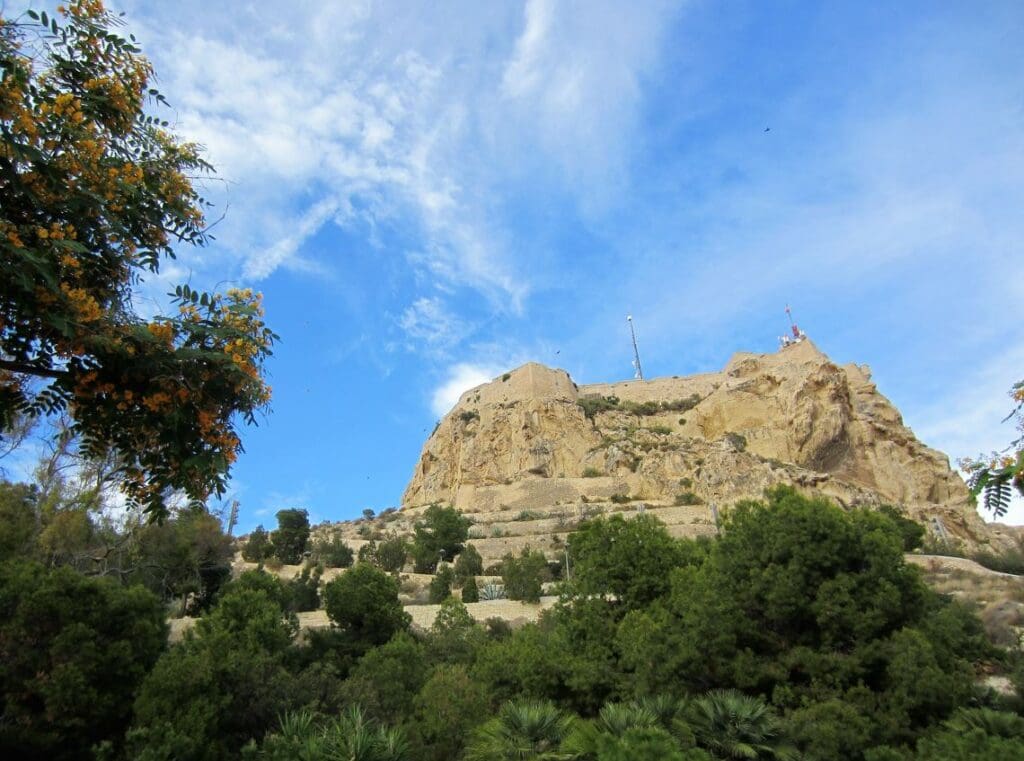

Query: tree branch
0 359 67 379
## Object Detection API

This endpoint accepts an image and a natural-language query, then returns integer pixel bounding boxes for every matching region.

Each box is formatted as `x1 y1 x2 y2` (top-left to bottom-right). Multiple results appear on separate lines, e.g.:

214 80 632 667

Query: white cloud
118 0 679 318
430 363 503 418
399 297 471 354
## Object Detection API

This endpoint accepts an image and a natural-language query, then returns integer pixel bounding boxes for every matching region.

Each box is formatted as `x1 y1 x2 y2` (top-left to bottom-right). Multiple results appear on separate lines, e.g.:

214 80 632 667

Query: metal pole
627 315 644 381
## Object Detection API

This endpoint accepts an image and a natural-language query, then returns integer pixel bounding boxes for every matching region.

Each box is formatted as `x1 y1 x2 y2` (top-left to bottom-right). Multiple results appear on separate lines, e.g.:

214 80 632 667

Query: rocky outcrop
402 340 999 550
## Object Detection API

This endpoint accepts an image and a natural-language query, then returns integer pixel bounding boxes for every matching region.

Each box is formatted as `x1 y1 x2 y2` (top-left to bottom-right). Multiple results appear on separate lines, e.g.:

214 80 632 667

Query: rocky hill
380 340 1010 565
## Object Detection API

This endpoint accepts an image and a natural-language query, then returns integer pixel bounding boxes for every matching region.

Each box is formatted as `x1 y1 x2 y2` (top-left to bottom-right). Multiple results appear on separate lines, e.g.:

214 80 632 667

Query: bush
284 565 322 612
376 533 410 572
647 425 673 435
454 544 484 580
578 395 620 419
878 505 926 552
0 562 167 760
311 535 354 568
674 492 703 506
501 548 548 603
412 504 472 573
459 410 480 423
242 525 273 562
429 564 456 604
322 563 410 649
461 577 480 603
610 493 631 504
724 432 747 452
582 467 603 478
270 508 310 565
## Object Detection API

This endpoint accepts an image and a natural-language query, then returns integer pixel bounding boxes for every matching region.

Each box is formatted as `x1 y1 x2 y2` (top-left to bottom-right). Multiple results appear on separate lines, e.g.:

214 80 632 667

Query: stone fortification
400 340 1004 555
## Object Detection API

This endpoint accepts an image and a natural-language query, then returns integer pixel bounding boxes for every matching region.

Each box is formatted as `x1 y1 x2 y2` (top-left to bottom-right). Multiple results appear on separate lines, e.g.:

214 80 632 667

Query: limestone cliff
403 341 999 550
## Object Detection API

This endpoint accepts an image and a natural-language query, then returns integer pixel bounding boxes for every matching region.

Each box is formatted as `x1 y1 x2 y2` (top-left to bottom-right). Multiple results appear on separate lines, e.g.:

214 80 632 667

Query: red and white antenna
783 305 806 343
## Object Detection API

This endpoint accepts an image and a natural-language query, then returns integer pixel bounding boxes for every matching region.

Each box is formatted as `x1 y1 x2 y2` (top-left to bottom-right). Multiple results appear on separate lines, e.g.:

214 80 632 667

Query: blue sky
94 0 1023 528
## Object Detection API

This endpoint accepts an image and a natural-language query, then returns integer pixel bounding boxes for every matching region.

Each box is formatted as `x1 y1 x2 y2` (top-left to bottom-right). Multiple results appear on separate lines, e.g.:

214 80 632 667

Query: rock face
403 341 999 551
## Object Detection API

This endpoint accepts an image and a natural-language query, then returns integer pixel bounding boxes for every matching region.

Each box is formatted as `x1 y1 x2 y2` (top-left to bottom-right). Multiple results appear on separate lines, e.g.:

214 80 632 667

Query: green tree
375 533 409 572
616 486 986 747
322 563 410 649
271 508 310 564
462 576 480 602
284 564 321 613
455 543 484 580
0 3 276 520
340 633 428 725
429 562 455 603
409 664 490 761
127 507 233 612
568 513 697 610
128 585 297 760
311 534 353 568
465 700 576 761
0 480 38 558
242 525 273 562
412 504 471 573
502 547 548 603
0 560 167 760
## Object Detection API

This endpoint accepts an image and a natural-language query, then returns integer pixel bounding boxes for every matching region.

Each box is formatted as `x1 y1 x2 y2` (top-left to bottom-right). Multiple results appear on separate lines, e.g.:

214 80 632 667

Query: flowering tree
963 380 1024 519
0 2 276 520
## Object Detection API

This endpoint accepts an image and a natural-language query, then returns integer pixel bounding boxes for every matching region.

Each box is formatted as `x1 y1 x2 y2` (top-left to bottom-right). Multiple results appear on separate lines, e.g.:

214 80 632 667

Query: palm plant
596 702 659 735
465 700 575 760
562 700 662 759
944 707 1024 738
684 690 797 760
257 706 409 761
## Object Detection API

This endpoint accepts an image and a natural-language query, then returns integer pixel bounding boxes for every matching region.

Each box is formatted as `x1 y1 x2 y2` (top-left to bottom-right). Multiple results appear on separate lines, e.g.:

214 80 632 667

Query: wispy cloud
430 363 504 418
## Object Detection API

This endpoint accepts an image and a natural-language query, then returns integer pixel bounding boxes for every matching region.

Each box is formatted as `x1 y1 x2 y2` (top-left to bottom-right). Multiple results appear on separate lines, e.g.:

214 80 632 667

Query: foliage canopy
0 2 276 520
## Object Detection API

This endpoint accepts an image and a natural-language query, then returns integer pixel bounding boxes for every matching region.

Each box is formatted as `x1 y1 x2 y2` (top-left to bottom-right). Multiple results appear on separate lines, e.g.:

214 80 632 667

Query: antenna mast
627 315 644 381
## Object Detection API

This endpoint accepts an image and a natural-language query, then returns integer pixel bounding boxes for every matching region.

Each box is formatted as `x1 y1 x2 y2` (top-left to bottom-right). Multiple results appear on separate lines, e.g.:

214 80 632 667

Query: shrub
724 432 747 452
501 373 511 382
264 555 284 571
647 425 673 435
674 492 703 506
362 508 376 521
412 504 472 573
284 565 321 612
461 577 480 603
610 493 631 504
242 525 273 562
501 548 548 603
322 563 410 649
429 564 456 604
376 533 410 572
578 395 620 419
459 409 480 423
271 508 310 564
311 535 354 568
514 510 542 521
877 505 926 552
454 544 484 580
0 562 166 760
582 467 603 478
